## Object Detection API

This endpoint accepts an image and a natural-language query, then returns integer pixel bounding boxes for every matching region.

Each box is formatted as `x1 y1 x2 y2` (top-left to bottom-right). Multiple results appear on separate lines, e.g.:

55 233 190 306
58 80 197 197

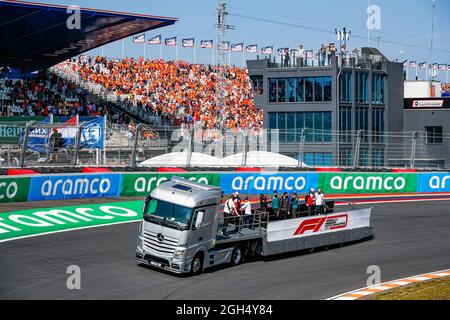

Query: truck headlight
137 237 143 251
173 250 184 261
138 222 143 236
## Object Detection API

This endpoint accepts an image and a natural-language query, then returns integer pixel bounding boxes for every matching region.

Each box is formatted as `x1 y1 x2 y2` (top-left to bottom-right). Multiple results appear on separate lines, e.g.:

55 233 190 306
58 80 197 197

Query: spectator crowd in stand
69 56 263 131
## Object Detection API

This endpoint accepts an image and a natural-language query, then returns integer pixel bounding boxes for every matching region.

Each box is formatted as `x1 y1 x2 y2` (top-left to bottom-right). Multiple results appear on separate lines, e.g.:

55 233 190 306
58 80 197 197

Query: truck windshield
144 199 193 230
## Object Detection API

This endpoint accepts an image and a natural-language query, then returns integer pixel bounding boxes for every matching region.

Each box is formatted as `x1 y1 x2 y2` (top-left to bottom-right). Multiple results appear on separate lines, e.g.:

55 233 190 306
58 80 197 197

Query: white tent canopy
139 151 307 168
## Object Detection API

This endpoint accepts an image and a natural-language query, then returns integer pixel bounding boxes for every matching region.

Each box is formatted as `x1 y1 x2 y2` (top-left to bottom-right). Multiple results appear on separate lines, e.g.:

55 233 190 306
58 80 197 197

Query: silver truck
136 176 374 275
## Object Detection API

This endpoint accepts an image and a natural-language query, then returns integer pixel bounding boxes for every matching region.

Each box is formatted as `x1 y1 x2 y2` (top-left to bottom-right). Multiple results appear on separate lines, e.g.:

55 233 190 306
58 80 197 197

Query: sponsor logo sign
417 173 450 193
120 173 221 197
412 100 444 108
0 177 30 203
266 208 371 242
28 174 122 201
319 173 417 194
0 201 142 242
220 173 318 195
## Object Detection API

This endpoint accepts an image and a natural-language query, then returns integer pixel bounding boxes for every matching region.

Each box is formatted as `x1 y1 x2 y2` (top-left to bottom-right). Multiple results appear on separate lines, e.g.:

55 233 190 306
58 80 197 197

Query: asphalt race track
0 200 449 300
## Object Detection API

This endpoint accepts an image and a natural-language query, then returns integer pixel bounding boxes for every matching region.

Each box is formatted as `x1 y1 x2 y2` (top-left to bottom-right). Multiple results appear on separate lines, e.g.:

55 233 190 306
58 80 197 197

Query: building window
372 148 385 167
250 75 263 95
339 106 352 143
268 111 332 144
339 147 353 167
356 72 368 104
268 76 332 103
372 108 385 143
355 107 369 142
305 153 333 166
314 77 323 102
426 126 443 144
269 79 277 102
323 76 332 101
277 78 286 102
339 71 352 103
287 78 296 102
296 78 305 102
305 77 314 102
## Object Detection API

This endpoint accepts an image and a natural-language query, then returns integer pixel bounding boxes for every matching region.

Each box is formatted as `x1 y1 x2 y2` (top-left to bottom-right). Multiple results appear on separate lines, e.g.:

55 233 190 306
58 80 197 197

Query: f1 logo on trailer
294 214 348 236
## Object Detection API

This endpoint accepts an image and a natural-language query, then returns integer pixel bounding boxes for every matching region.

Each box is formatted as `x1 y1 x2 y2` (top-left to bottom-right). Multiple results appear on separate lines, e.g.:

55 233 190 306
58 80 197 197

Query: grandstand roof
0 0 177 71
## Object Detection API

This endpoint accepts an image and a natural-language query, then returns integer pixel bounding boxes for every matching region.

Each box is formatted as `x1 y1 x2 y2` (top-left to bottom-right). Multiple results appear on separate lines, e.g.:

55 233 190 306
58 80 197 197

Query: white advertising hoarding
266 208 372 242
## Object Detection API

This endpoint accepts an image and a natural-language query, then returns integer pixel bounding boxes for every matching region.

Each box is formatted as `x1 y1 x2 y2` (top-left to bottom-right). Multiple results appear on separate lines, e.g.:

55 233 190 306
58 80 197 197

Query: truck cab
136 176 226 274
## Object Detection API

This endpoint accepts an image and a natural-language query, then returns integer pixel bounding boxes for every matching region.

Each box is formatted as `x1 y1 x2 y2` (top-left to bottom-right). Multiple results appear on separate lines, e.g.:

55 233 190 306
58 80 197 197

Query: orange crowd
70 56 263 130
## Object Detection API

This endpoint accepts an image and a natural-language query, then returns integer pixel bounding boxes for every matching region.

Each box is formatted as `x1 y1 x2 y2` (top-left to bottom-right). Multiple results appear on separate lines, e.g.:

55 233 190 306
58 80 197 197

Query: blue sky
45 0 450 81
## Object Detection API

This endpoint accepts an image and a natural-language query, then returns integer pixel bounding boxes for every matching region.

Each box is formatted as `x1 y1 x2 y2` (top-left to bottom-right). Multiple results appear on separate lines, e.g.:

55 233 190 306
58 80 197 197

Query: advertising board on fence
220 173 318 195
319 173 417 194
120 173 221 197
28 174 122 201
266 208 372 242
0 177 30 203
416 173 450 193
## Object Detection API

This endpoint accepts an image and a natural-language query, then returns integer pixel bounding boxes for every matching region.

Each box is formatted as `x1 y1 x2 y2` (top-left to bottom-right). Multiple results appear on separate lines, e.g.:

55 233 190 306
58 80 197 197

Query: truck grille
143 231 179 255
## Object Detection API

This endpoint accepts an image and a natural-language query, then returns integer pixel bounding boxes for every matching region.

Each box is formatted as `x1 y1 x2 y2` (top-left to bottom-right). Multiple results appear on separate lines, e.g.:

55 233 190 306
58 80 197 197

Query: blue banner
25 116 51 152
80 117 105 149
416 173 450 193
220 173 319 195
28 174 122 201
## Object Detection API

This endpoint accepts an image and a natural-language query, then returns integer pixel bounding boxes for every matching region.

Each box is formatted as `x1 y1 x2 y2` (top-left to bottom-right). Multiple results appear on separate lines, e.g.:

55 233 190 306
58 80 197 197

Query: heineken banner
120 173 221 197
0 116 45 144
318 173 418 194
0 177 30 203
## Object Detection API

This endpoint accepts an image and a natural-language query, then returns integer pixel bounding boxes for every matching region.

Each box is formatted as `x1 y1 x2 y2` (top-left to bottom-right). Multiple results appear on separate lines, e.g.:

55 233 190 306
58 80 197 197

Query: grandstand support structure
215 2 235 129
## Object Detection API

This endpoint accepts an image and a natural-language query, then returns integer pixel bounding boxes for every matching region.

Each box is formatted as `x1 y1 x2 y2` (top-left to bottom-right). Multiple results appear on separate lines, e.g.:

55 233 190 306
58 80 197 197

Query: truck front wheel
191 253 204 275
230 246 244 266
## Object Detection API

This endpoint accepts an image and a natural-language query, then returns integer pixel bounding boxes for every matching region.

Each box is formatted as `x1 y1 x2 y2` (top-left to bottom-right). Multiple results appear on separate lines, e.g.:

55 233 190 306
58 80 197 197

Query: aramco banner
319 173 418 194
120 173 221 197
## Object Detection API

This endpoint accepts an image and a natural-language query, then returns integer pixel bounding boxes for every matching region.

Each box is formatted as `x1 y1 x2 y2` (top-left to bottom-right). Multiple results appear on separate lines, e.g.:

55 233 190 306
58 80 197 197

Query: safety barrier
0 171 449 205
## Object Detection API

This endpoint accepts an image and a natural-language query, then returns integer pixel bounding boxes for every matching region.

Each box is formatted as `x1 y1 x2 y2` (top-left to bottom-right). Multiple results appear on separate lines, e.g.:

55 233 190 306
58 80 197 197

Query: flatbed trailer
136 177 374 275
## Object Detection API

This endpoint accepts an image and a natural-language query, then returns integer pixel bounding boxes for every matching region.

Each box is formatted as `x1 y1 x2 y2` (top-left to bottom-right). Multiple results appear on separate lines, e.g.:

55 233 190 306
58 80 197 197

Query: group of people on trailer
221 188 327 234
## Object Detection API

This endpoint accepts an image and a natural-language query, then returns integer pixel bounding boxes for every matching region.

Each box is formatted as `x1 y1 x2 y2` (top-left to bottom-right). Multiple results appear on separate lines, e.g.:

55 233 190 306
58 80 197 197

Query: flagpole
242 50 245 68
416 65 418 80
121 39 124 60
212 44 215 66
101 46 104 57
160 43 162 60
176 41 178 61
144 42 146 61
194 45 196 64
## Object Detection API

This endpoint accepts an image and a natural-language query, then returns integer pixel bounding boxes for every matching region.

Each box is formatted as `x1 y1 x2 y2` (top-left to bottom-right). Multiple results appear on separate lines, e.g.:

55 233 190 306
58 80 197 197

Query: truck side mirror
195 211 205 228
142 195 151 215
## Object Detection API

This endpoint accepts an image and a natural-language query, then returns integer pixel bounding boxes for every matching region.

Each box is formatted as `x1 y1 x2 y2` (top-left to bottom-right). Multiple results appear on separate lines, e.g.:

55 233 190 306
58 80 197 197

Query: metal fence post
241 132 249 167
186 128 194 167
353 130 362 168
297 128 307 168
131 123 143 167
410 131 418 168
19 121 34 168
72 123 84 166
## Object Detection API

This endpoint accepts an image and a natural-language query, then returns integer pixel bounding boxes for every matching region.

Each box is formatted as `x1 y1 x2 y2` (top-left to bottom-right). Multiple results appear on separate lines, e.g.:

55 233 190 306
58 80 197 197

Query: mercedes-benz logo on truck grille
156 233 165 242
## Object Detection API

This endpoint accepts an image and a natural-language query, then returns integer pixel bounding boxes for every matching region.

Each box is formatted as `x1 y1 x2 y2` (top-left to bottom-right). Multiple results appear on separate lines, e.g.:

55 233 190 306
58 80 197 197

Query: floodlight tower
215 2 235 129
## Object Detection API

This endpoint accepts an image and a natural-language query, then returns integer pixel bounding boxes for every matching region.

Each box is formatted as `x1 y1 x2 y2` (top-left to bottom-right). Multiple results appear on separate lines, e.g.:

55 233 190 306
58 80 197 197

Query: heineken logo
329 175 406 191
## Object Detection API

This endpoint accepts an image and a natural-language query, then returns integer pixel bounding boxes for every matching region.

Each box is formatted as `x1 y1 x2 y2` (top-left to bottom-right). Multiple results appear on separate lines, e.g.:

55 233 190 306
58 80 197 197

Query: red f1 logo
293 214 348 236
294 217 327 236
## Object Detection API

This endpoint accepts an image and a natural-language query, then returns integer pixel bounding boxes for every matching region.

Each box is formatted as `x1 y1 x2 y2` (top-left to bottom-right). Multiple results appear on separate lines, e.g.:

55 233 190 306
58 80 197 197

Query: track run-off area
0 197 449 299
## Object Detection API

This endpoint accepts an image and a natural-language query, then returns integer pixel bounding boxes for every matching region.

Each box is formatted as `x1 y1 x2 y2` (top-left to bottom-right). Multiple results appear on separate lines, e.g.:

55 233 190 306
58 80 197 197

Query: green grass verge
369 277 450 300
